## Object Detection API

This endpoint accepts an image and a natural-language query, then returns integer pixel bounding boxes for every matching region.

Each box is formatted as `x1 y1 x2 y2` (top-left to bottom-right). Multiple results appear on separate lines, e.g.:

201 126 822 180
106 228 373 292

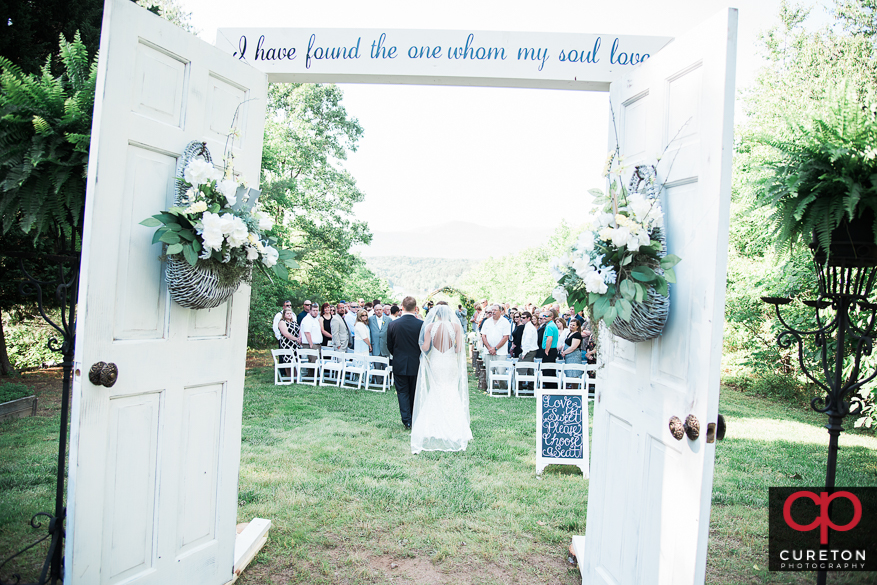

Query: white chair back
340 354 366 389
487 359 513 397
319 349 344 386
537 362 561 390
365 356 390 392
513 361 538 397
271 349 296 385
296 348 321 386
560 363 587 390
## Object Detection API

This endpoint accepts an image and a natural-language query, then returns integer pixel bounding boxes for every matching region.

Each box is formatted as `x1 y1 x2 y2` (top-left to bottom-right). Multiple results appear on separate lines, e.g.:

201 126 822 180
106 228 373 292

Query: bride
411 304 473 454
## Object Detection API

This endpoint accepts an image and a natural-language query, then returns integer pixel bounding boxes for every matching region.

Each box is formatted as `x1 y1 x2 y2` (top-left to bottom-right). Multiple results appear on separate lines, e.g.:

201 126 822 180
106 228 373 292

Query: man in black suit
387 296 422 430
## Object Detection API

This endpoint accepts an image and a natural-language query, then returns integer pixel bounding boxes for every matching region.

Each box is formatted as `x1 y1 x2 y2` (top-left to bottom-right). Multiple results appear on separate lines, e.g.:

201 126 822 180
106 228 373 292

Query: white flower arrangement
547 151 681 328
140 157 296 283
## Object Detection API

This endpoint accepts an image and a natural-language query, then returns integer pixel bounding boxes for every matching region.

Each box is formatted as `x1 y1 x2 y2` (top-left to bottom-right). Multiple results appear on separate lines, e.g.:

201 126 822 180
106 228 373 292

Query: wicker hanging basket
164 140 244 310
609 165 670 343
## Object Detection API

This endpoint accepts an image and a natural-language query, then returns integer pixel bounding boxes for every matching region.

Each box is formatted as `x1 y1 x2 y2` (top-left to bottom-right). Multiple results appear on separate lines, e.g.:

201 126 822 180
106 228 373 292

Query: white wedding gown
411 318 472 454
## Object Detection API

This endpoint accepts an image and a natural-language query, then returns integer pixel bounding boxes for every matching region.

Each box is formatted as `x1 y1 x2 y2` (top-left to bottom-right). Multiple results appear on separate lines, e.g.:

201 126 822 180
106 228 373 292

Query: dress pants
542 348 558 389
395 372 418 427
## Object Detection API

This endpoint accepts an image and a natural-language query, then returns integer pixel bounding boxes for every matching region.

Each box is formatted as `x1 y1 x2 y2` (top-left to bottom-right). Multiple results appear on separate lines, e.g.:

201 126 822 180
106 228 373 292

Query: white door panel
583 9 736 585
66 1 267 583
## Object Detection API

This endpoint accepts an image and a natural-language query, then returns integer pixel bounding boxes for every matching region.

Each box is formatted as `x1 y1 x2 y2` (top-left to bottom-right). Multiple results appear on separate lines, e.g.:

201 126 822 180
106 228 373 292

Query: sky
182 0 833 234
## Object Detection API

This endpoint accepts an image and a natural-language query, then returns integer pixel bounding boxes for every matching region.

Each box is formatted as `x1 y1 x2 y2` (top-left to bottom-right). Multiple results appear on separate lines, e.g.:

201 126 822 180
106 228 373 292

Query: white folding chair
365 356 390 392
296 348 321 386
560 363 587 391
487 360 513 397
513 361 538 397
537 362 561 390
585 364 598 402
271 349 296 385
319 349 344 387
340 354 366 389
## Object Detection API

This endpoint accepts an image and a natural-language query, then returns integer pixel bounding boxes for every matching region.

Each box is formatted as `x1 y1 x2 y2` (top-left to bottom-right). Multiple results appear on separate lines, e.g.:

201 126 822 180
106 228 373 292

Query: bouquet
547 152 680 328
140 155 297 285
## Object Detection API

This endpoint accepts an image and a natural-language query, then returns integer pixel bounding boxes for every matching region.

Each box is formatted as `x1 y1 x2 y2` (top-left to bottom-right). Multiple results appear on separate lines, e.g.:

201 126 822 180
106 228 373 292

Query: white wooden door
65 1 267 583
581 9 737 585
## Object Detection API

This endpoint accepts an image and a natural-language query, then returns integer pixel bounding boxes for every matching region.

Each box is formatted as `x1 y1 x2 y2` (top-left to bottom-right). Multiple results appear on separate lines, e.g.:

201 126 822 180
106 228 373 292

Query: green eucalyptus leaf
182 244 198 266
273 263 289 281
654 276 669 296
635 283 645 303
618 298 632 321
631 266 657 282
284 258 300 270
594 295 611 320
192 239 202 252
588 188 605 198
140 217 162 227
543 295 556 305
660 254 682 269
159 231 181 245
151 228 166 245
664 267 677 284
165 222 182 232
621 254 633 266
165 243 183 255
604 305 617 326
153 213 177 224
177 230 195 241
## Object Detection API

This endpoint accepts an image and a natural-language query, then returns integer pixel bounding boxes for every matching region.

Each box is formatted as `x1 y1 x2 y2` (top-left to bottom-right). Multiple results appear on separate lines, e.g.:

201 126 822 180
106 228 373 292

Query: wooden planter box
0 395 37 423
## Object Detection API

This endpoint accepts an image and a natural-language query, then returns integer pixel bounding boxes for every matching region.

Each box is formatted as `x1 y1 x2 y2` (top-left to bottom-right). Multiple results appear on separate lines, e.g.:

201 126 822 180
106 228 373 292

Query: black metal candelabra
762 257 877 585
0 243 79 585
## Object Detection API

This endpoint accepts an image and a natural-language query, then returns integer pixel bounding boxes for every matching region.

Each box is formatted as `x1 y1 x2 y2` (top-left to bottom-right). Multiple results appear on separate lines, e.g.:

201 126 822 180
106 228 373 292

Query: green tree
247 82 393 345
727 0 877 416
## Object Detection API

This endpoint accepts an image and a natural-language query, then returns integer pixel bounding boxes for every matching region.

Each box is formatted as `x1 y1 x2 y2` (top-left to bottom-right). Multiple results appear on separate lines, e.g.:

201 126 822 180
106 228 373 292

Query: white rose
184 158 220 186
577 231 595 252
583 270 609 295
217 179 239 207
246 246 260 260
226 216 249 248
572 257 592 278
550 267 564 282
253 210 274 231
185 200 208 214
611 226 631 248
552 286 568 304
217 213 236 235
262 245 279 268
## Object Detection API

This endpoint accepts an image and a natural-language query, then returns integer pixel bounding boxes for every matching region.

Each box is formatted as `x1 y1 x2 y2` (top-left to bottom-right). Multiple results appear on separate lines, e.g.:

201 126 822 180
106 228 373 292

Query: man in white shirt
480 304 511 389
300 304 323 361
519 311 539 387
272 300 292 348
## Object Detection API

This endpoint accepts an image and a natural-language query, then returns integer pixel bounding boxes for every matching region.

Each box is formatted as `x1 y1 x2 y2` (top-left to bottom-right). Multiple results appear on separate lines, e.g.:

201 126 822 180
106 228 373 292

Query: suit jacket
368 314 390 356
330 314 350 352
387 314 422 376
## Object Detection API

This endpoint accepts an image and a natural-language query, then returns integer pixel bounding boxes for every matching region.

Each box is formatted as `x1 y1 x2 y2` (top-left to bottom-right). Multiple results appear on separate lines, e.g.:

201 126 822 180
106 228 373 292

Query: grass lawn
1 358 876 584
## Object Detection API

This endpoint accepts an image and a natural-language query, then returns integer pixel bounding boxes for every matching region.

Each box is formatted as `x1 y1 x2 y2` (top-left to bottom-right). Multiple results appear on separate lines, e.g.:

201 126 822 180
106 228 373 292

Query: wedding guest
519 311 539 387
300 304 323 360
510 313 525 358
353 309 372 364
481 304 511 387
389 304 400 320
331 303 351 353
455 304 468 332
278 307 301 378
272 300 292 349
344 301 358 336
318 303 333 348
365 302 374 317
541 310 559 389
297 300 312 325
555 318 569 353
368 304 390 360
472 304 482 330
561 318 584 378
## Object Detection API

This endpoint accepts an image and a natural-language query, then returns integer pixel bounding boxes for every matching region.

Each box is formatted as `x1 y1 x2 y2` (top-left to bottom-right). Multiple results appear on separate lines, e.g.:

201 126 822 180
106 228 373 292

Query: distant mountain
357 221 552 260
363 256 479 299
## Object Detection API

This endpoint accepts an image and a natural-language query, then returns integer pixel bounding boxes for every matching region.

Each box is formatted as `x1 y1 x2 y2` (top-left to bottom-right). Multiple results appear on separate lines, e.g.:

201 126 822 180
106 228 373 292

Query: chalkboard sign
536 388 589 477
